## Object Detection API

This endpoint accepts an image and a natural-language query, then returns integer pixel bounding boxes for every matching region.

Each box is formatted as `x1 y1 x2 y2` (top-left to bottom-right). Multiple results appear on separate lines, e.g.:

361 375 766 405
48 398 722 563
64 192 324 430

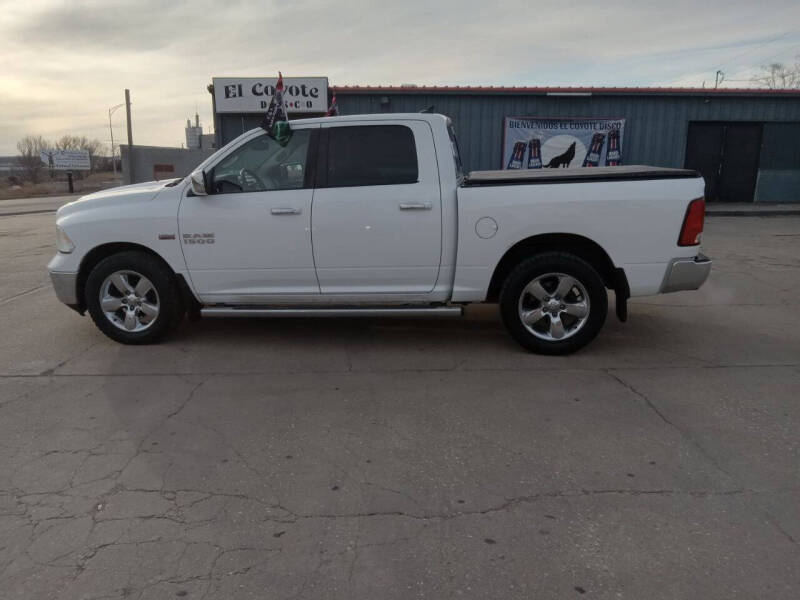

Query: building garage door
685 122 762 203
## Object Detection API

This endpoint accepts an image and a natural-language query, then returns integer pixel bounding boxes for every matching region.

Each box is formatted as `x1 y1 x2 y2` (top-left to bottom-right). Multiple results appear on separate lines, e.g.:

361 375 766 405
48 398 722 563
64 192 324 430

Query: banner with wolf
502 117 625 170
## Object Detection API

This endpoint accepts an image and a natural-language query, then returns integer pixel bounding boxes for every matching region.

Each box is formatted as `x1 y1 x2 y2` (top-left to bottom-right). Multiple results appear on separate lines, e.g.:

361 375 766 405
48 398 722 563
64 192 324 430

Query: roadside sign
40 149 91 170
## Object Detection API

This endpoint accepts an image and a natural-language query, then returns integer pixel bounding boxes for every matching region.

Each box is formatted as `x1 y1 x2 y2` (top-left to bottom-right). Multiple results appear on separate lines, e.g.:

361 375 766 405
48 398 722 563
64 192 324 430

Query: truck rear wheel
85 251 183 345
499 252 607 355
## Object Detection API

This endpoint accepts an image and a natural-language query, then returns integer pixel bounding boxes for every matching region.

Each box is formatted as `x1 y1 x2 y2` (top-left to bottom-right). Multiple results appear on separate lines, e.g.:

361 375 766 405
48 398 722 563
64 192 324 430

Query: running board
200 306 463 318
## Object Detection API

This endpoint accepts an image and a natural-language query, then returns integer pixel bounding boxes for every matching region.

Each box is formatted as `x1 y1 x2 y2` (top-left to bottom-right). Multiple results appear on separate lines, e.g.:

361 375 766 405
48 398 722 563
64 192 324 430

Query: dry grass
0 171 122 200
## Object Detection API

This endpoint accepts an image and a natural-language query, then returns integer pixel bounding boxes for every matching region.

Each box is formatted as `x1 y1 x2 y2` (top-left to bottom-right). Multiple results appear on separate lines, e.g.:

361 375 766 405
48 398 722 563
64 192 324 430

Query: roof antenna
420 105 435 113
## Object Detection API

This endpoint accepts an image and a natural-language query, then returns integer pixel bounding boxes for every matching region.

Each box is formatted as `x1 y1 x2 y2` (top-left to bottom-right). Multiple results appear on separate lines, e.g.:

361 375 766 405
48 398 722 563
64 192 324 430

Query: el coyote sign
213 77 328 114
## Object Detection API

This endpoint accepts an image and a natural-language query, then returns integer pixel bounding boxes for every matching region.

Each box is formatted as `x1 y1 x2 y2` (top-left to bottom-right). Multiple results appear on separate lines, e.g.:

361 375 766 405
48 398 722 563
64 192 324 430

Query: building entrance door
685 122 762 202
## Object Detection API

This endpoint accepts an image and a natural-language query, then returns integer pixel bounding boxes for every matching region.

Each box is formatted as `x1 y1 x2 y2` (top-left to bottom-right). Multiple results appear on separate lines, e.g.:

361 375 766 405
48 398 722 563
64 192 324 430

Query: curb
0 209 58 218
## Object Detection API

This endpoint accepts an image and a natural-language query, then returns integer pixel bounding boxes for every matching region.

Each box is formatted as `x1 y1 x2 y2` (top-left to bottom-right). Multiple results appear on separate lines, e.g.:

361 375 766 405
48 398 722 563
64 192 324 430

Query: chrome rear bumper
661 253 712 293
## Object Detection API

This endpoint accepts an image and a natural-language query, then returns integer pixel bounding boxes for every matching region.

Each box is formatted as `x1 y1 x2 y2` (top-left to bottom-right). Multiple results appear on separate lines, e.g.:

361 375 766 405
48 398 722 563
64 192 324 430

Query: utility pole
714 70 725 89
208 83 221 150
124 89 134 183
108 103 124 177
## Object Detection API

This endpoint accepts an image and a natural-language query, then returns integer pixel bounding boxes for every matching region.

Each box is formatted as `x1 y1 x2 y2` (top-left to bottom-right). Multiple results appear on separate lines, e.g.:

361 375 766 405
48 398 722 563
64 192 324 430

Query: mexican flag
261 71 292 145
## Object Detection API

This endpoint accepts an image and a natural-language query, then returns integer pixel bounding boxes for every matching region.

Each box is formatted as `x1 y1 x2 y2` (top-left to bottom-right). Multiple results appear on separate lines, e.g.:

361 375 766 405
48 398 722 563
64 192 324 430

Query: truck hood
56 179 181 218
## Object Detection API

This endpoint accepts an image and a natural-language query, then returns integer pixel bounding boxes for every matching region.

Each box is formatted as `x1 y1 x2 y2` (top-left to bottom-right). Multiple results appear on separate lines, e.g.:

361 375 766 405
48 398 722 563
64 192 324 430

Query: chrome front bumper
661 253 712 293
49 270 79 306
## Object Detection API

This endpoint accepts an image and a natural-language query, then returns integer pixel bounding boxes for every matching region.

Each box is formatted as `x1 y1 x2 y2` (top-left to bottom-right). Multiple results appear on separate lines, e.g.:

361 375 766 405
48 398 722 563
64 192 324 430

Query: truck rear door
311 120 442 294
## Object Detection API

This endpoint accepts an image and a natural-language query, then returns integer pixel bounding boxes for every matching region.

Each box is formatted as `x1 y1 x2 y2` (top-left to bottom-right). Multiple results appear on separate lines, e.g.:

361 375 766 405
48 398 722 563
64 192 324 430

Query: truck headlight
56 226 75 253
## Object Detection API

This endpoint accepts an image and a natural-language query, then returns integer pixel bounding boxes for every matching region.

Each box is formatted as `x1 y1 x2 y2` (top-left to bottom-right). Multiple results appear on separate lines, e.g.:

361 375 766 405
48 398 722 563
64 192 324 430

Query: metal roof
331 85 800 98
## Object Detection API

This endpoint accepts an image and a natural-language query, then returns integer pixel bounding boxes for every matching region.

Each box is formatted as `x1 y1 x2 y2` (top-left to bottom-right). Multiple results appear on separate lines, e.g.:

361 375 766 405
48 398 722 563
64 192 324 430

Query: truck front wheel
85 251 184 345
499 252 607 355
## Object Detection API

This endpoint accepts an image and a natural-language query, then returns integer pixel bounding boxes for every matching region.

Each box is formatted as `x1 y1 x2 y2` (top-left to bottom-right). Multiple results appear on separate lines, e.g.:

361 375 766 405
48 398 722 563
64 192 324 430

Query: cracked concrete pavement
1 211 799 599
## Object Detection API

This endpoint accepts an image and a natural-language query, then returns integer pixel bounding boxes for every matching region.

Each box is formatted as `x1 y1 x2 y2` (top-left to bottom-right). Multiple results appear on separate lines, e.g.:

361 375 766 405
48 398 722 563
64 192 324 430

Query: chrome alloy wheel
99 270 160 332
517 272 590 341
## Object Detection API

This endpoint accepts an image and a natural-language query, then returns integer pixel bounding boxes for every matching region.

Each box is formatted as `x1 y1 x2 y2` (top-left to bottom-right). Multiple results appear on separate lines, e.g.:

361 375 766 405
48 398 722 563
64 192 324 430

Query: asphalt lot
1 210 799 599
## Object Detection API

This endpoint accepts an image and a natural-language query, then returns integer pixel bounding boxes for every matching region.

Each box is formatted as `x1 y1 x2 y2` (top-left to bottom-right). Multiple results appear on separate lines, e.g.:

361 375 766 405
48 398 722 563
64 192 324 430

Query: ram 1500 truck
48 113 711 354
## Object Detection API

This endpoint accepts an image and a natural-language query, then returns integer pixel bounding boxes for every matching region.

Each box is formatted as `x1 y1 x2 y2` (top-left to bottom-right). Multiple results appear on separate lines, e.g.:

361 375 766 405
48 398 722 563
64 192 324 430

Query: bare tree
82 138 105 172
55 135 82 151
15 135 50 184
751 58 800 89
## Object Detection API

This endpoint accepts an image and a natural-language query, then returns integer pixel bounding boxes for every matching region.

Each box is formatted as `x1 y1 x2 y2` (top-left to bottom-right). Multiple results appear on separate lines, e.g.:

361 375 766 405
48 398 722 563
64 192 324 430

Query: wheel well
75 243 177 312
486 233 623 302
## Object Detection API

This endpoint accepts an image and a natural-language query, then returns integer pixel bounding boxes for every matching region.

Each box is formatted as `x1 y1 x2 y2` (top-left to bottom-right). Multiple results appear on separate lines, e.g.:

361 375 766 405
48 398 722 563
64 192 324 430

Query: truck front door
179 127 319 302
311 121 442 294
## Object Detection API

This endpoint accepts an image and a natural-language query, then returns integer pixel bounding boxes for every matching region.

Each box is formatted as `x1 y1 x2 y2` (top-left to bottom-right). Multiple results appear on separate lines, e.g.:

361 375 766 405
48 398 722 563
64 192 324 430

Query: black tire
499 252 607 355
85 251 184 344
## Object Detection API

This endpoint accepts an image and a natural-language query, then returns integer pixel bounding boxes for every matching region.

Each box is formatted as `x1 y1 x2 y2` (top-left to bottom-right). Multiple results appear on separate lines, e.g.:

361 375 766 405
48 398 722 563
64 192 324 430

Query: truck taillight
678 197 705 246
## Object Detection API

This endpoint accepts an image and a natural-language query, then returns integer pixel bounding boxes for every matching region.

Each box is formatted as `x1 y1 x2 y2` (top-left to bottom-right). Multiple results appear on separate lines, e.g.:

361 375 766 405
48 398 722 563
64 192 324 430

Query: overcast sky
1 0 798 155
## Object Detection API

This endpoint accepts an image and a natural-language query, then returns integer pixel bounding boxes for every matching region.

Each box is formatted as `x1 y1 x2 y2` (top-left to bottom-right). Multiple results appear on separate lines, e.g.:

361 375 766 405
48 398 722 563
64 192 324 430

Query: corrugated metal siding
337 93 800 173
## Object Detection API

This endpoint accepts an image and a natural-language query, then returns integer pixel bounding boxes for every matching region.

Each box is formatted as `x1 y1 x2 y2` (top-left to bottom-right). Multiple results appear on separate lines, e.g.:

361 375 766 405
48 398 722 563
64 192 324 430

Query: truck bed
465 165 699 186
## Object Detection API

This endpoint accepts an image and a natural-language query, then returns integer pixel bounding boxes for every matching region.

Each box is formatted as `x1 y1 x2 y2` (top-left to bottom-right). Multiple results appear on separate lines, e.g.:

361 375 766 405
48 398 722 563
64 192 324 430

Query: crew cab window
209 129 311 194
326 125 418 187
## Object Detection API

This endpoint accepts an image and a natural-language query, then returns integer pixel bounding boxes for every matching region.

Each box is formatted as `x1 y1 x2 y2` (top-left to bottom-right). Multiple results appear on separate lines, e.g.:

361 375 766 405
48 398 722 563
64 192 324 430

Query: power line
755 42 800 66
720 43 800 85
711 29 796 71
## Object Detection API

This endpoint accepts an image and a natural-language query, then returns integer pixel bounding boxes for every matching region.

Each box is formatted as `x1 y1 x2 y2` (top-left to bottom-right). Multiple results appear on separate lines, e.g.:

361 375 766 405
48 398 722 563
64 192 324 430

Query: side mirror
189 169 208 196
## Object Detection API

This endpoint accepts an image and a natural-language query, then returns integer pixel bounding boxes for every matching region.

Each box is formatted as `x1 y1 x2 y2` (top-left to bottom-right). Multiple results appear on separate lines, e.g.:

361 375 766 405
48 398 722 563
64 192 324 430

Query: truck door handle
271 207 301 215
399 202 432 210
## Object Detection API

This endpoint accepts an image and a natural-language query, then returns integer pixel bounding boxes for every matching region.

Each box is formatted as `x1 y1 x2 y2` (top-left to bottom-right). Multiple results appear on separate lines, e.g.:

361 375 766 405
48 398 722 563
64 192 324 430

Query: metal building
212 81 800 203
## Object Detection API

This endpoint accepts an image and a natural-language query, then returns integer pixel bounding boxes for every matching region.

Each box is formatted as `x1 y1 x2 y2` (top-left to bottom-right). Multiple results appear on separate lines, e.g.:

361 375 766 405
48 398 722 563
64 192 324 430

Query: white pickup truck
48 113 710 354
